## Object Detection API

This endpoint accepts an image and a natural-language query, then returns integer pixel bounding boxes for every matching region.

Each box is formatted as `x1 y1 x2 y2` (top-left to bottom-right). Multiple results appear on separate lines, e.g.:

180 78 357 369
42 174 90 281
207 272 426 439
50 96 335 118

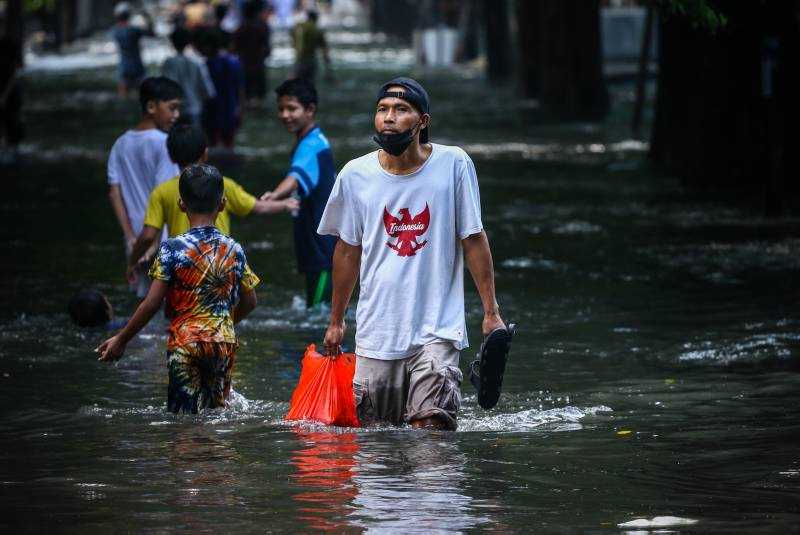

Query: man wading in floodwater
318 78 514 430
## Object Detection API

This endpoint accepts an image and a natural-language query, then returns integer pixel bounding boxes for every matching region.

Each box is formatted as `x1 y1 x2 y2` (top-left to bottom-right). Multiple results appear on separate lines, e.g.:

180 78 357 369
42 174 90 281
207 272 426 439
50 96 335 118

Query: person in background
68 289 127 330
110 2 154 98
199 30 245 149
213 2 234 49
234 0 272 107
107 77 182 297
126 122 297 281
292 10 331 82
162 28 216 126
262 78 336 308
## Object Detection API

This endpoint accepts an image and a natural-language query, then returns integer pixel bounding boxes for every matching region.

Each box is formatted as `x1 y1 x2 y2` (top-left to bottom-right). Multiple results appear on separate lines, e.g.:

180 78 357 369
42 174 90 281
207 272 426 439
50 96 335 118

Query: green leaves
657 0 729 33
24 0 57 14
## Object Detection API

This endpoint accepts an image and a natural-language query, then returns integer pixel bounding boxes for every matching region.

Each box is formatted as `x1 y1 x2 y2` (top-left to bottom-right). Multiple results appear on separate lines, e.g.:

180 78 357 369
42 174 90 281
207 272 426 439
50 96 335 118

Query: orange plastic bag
285 344 360 427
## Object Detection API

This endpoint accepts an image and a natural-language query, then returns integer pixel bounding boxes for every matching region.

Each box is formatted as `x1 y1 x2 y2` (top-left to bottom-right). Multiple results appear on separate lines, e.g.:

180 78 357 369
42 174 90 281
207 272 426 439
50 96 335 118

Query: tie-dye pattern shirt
149 226 260 350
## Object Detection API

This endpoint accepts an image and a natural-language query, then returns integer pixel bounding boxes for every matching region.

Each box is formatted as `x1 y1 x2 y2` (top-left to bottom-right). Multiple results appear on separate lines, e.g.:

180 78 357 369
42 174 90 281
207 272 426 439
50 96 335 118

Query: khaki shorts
354 341 463 430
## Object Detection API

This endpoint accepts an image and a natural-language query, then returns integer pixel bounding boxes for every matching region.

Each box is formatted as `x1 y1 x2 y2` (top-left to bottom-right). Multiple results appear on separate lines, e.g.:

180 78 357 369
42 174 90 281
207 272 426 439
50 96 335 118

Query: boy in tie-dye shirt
97 164 260 413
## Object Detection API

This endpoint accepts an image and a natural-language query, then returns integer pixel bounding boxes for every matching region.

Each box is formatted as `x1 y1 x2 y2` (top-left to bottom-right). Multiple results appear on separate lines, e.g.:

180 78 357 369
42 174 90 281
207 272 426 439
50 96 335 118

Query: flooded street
2 24 800 533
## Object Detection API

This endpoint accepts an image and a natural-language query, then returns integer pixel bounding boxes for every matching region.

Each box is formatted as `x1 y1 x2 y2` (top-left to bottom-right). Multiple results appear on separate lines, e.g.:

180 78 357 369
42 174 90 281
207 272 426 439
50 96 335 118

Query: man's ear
218 196 227 212
420 113 430 129
178 197 187 213
146 99 157 115
306 103 317 116
200 148 209 163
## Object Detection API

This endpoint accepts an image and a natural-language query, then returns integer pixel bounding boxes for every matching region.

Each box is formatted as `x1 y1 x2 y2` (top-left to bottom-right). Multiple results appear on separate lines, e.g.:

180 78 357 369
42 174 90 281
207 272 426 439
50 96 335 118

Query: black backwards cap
376 77 430 143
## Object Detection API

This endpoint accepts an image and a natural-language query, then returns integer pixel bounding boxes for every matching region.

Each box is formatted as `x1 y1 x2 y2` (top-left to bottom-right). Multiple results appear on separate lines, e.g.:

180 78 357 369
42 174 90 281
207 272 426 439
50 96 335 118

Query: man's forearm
463 231 499 314
108 185 135 240
329 239 361 324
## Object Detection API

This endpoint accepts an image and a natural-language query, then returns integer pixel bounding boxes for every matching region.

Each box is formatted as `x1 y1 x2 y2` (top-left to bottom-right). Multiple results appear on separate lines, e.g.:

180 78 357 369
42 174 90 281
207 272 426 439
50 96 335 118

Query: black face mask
373 122 420 156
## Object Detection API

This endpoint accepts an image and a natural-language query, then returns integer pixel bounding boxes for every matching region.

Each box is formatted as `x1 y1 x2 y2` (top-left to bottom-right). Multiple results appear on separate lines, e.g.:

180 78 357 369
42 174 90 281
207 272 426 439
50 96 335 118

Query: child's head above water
68 289 113 327
167 122 208 168
179 163 224 215
138 76 183 131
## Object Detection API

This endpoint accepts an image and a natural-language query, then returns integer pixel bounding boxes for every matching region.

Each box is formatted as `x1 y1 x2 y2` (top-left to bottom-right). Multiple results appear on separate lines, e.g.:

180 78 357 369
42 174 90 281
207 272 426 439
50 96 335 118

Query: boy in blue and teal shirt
262 78 336 308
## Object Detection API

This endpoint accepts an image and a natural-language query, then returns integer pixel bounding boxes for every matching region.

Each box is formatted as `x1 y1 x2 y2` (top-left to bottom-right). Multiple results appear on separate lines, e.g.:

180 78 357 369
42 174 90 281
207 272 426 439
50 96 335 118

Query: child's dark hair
195 28 222 57
68 289 113 328
170 27 190 53
138 76 183 114
307 10 318 23
275 78 318 108
167 122 207 167
179 163 224 214
243 0 264 20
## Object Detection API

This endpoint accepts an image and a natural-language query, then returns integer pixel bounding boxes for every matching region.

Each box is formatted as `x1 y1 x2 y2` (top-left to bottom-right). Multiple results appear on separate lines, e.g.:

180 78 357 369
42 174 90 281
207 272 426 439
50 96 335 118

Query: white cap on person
114 2 131 18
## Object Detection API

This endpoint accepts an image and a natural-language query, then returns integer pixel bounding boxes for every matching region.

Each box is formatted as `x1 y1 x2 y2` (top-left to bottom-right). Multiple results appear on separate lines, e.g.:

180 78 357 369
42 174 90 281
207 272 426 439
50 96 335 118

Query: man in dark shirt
233 1 271 106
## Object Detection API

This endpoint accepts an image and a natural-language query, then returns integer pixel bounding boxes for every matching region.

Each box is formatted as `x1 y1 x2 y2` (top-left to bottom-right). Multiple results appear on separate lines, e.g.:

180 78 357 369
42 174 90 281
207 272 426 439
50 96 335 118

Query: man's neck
135 116 157 131
379 141 431 175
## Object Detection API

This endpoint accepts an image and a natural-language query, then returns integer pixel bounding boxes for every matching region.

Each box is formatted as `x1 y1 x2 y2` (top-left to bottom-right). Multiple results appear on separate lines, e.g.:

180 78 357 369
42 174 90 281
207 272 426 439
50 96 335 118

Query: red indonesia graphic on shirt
383 203 430 256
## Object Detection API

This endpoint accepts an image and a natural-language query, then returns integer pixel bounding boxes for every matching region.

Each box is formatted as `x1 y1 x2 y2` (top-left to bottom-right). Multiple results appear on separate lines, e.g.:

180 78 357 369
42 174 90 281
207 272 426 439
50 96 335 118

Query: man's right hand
323 320 345 357
259 190 274 201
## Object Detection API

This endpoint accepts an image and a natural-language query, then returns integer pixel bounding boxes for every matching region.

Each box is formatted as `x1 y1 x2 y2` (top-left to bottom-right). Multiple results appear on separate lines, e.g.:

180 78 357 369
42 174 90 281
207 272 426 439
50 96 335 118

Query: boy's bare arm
108 185 135 243
128 226 160 267
250 197 298 215
233 288 257 323
323 239 361 356
259 175 298 201
96 280 168 362
462 231 505 336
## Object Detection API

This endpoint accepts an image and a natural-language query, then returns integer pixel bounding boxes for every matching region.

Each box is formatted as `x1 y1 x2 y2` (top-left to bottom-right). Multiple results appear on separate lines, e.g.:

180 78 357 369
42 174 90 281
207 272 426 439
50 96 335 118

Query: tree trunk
631 7 654 138
650 1 800 214
5 0 24 44
515 0 541 97
483 0 511 81
528 0 608 120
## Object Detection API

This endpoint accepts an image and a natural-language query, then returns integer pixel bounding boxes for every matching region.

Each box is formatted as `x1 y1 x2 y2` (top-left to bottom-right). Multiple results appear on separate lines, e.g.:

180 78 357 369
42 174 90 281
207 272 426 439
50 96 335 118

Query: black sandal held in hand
469 323 516 410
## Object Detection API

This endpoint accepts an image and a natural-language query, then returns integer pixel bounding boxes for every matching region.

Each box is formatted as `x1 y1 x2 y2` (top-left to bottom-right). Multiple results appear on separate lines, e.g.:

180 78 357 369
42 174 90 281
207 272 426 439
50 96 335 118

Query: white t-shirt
318 143 483 360
107 129 179 235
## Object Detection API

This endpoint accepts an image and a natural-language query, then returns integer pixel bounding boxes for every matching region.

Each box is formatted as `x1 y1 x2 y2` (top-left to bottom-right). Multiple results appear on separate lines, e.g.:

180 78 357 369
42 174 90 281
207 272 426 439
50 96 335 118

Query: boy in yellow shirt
126 123 297 284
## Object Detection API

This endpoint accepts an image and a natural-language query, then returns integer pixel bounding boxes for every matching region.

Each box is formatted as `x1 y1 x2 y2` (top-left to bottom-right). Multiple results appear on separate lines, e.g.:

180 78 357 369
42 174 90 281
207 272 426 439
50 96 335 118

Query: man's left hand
482 311 505 337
